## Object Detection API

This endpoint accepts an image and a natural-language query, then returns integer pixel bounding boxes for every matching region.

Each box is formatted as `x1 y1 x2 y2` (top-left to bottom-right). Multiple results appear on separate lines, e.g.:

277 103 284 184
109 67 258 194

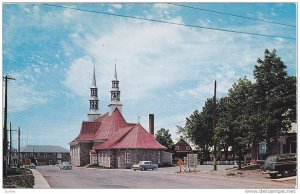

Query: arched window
125 151 130 164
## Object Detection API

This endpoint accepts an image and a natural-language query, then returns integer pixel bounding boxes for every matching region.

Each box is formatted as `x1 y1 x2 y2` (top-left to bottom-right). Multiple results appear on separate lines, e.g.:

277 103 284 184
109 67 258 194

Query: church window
44 153 47 158
158 152 161 163
175 146 179 151
125 151 130 164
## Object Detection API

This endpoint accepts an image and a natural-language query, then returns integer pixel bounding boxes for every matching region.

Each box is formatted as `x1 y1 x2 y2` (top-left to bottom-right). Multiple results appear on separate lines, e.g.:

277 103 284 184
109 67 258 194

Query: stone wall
117 149 163 168
97 149 163 169
97 150 113 168
79 142 93 166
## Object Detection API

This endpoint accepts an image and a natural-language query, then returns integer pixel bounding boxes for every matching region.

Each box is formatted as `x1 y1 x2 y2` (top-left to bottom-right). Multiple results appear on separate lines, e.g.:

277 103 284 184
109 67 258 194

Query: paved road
36 165 296 189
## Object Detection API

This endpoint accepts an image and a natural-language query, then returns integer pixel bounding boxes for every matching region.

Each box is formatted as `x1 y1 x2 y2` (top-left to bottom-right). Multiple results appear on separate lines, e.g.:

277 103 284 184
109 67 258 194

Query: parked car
22 163 36 169
261 153 296 178
29 163 36 169
132 161 158 171
59 162 72 170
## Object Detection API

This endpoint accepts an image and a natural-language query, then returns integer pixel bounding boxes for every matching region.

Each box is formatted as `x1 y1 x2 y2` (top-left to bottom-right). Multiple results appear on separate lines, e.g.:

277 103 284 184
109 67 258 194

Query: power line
42 4 295 40
168 3 296 28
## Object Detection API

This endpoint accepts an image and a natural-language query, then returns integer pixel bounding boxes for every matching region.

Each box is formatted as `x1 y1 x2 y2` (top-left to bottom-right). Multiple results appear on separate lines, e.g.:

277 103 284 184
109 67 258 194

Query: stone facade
79 142 93 166
96 149 163 169
70 142 93 167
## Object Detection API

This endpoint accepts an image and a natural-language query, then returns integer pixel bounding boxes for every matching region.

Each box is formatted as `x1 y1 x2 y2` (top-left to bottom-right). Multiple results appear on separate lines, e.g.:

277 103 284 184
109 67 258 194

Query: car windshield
265 156 277 163
63 162 70 165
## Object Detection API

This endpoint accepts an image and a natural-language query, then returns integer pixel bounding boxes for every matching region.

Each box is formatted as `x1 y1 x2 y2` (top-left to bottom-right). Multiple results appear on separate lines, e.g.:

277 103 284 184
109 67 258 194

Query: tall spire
114 61 118 80
92 65 97 87
108 62 122 116
87 65 101 121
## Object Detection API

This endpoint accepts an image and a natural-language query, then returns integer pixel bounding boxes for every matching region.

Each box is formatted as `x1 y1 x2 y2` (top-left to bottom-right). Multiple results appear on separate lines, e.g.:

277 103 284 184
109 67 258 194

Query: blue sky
3 3 296 149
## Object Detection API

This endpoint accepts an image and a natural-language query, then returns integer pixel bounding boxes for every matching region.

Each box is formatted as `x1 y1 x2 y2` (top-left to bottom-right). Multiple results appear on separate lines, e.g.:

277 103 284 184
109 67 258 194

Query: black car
261 153 296 178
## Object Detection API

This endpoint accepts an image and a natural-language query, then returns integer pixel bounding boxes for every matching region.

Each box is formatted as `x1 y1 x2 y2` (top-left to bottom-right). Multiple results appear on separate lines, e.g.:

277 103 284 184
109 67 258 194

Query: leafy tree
156 128 174 152
253 49 296 156
215 77 254 169
178 98 218 160
214 97 233 161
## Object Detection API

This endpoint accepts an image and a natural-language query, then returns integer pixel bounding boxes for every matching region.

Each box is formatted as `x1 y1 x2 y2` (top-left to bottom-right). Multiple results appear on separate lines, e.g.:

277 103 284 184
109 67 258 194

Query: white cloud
62 18 292 106
108 8 114 14
6 65 57 112
111 4 122 9
62 56 95 98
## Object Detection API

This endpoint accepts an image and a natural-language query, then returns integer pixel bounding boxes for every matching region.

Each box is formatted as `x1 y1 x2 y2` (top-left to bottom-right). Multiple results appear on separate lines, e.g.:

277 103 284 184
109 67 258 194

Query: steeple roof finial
92 64 97 87
114 59 118 80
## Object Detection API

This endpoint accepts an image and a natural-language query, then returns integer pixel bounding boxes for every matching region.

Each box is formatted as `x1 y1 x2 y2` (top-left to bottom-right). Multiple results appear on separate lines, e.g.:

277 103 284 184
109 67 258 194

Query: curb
271 176 296 182
31 169 51 189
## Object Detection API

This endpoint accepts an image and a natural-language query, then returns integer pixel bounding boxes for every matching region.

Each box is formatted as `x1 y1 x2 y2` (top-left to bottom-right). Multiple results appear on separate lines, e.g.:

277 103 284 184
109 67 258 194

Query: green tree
178 98 218 160
253 49 296 156
214 97 232 161
215 77 254 169
156 128 174 152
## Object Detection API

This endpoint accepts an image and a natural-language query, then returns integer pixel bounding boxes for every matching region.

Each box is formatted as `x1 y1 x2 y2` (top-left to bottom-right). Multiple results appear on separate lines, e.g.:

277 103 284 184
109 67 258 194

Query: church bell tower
108 63 123 116
87 65 101 121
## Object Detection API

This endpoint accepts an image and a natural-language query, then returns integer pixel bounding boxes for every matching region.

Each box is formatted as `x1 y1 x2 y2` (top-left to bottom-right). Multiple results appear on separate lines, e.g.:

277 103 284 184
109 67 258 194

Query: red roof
78 121 102 141
93 126 134 149
75 108 129 142
93 108 129 140
94 124 166 150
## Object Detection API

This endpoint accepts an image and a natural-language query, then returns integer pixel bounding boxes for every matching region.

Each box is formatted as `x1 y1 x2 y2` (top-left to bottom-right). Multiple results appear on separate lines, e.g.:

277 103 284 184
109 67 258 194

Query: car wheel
269 173 277 179
281 170 291 177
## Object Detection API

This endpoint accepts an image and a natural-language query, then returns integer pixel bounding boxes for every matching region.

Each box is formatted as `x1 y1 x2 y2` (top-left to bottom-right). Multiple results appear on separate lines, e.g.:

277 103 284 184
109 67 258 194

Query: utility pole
18 127 20 167
9 122 12 167
213 80 217 171
3 75 15 177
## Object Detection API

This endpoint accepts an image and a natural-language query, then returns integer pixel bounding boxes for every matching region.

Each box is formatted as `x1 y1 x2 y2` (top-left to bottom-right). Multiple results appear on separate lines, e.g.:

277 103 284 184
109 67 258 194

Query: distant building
251 123 297 163
20 145 70 165
174 137 192 159
69 64 167 168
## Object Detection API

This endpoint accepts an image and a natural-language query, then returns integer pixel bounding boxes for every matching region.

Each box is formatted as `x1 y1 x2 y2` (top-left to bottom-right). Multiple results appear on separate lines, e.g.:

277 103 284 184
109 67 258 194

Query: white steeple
87 65 101 121
92 65 97 88
108 62 123 116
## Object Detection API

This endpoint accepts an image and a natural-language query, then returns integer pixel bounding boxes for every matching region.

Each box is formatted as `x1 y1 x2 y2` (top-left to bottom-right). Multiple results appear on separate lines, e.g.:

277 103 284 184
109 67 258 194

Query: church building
69 64 166 168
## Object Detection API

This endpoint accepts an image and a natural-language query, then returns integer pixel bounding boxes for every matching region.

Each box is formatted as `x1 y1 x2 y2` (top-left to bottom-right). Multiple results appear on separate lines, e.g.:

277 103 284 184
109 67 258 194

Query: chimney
149 114 154 136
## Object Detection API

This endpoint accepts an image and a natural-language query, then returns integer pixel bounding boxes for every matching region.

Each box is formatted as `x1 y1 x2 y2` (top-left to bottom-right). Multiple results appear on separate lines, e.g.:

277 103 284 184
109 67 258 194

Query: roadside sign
187 154 197 172
177 159 184 172
183 157 188 171
24 159 31 165
177 159 183 166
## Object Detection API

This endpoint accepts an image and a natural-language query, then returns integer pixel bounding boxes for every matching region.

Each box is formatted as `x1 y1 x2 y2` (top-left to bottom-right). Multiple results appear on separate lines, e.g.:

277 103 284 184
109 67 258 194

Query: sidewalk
31 169 51 189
